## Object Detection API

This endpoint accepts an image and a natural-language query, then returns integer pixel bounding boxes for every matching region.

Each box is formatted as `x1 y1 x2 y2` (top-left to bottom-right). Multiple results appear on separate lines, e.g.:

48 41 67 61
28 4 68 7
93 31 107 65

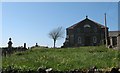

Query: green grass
2 46 120 71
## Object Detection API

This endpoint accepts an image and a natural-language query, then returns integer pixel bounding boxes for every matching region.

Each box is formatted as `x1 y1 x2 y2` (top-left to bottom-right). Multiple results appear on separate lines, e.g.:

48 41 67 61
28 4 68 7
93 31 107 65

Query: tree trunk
53 40 56 48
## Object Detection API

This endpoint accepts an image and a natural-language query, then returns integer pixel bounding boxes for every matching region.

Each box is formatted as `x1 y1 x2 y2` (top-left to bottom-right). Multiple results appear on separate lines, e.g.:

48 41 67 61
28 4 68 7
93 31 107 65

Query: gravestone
7 38 13 54
8 38 13 48
24 43 26 49
35 43 38 47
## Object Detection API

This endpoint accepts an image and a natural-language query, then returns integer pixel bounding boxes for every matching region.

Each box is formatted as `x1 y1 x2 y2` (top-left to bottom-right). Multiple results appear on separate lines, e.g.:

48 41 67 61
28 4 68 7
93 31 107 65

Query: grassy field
2 46 120 71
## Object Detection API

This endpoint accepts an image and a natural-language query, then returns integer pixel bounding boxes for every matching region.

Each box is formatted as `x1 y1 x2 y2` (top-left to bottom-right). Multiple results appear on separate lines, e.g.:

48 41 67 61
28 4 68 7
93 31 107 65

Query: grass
2 46 120 71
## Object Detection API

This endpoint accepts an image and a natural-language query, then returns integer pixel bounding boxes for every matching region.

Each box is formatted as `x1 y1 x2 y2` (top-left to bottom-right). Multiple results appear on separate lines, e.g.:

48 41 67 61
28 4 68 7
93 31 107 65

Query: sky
118 2 120 30
1 0 120 2
1 2 119 47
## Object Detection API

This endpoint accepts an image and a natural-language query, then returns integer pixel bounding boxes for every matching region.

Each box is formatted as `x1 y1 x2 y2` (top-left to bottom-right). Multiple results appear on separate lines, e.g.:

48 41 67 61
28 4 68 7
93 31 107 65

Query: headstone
8 38 13 48
24 43 26 49
35 43 38 47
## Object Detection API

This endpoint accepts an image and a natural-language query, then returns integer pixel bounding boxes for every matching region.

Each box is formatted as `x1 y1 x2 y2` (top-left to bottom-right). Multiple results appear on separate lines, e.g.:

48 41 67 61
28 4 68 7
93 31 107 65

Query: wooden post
104 13 108 47
110 37 113 46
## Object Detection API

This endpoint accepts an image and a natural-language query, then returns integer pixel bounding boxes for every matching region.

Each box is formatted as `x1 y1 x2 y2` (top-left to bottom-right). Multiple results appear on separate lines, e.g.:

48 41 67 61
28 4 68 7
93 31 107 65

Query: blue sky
1 2 118 47
1 0 120 2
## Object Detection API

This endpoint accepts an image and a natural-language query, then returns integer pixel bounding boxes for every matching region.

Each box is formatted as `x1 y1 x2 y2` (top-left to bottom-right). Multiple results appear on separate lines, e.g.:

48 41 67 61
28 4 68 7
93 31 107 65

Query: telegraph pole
104 13 108 47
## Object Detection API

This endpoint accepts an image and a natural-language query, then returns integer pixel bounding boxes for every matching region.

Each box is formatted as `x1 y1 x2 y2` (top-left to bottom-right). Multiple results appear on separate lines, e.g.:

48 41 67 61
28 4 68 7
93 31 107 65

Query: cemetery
1 20 120 72
2 38 27 56
1 38 120 73
2 2 120 73
1 18 120 72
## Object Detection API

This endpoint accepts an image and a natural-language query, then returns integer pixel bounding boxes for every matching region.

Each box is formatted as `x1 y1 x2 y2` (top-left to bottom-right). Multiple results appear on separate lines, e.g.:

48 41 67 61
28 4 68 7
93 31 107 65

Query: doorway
85 36 91 46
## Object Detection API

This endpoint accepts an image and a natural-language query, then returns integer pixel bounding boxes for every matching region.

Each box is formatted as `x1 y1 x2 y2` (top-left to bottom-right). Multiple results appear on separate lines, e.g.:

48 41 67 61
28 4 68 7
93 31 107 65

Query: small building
109 31 120 47
117 34 120 49
63 16 109 47
108 31 120 47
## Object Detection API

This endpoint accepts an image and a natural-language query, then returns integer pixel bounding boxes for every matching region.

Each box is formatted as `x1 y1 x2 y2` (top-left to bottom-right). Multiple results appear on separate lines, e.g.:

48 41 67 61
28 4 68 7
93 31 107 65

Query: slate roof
109 31 120 37
67 17 107 29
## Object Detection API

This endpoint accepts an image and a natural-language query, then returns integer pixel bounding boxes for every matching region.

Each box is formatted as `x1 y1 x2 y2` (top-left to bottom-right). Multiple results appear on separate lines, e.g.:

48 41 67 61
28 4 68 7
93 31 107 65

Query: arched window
84 24 91 28
94 27 97 32
84 24 91 32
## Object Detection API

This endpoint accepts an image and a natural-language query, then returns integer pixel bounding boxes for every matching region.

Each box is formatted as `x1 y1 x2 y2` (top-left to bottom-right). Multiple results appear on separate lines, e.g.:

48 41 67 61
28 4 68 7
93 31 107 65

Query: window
93 36 97 43
94 27 97 32
78 37 82 44
66 35 69 42
67 35 69 39
66 39 69 42
84 24 91 28
84 24 91 32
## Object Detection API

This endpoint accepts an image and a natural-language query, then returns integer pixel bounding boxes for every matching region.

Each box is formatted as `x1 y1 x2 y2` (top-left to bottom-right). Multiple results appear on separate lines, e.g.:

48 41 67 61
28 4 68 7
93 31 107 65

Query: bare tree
49 27 64 48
